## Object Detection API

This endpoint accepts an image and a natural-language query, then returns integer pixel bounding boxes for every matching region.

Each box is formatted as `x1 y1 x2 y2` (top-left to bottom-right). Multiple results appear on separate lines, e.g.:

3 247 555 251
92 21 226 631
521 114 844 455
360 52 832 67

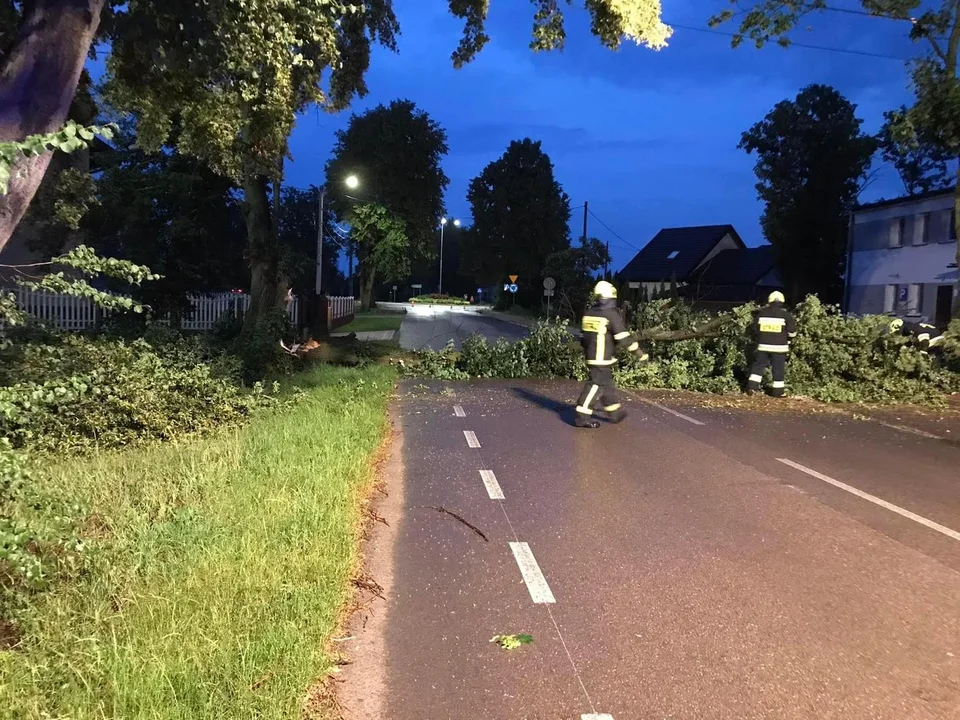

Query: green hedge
410 294 469 305
405 297 960 405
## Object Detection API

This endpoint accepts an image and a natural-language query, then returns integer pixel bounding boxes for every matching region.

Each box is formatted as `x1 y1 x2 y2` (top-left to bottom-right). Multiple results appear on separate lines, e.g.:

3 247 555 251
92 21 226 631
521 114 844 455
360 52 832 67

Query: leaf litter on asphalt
490 633 533 650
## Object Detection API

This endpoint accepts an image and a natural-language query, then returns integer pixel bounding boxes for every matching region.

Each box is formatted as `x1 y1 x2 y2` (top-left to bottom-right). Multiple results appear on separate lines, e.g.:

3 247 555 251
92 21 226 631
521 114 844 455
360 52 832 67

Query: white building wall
847 191 958 323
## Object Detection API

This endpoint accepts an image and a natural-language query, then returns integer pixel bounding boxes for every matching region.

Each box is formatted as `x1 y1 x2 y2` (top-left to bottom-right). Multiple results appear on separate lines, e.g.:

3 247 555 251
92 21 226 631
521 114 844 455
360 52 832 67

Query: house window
884 285 895 313
952 209 957 241
889 216 906 248
667 250 679 260
889 283 923 315
916 213 930 245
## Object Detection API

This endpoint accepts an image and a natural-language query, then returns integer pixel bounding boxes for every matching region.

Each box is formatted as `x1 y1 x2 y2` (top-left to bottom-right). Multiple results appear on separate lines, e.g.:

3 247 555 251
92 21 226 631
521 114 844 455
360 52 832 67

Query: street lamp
317 174 360 295
439 216 460 296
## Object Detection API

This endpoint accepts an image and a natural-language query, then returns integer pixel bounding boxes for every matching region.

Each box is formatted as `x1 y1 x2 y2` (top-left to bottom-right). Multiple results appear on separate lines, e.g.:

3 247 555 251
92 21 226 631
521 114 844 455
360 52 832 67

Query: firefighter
888 317 945 353
575 281 649 428
746 290 797 398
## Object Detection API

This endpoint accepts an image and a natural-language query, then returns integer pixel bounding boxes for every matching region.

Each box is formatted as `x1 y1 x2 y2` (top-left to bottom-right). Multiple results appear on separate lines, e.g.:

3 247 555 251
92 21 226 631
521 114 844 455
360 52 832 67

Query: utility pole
582 201 588 244
439 220 446 296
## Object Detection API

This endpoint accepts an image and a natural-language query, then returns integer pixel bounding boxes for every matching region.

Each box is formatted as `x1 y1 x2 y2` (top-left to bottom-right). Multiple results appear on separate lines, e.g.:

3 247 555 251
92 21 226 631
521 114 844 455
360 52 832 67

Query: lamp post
439 216 460 296
317 174 359 296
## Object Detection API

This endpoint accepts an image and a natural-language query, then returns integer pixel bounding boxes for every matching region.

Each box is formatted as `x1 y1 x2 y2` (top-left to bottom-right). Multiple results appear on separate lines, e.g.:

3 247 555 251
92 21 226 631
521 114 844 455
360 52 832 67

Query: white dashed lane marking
454 405 466 417
777 458 960 542
463 430 481 448
479 469 505 500
642 400 704 426
509 542 556 604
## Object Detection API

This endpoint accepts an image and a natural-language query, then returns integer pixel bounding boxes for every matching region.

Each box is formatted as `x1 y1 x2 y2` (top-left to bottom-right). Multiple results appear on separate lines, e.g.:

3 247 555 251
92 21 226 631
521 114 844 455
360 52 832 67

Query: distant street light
317 174 361 296
439 216 460 296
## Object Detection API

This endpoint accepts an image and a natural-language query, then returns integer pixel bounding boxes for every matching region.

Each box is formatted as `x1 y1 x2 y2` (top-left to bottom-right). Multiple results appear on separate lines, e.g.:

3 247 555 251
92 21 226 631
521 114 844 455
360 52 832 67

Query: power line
587 209 639 251
668 21 910 61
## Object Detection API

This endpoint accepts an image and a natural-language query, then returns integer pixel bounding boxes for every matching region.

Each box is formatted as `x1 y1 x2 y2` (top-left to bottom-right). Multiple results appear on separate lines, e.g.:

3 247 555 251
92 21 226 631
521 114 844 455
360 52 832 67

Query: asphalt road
342 380 960 720
397 305 528 351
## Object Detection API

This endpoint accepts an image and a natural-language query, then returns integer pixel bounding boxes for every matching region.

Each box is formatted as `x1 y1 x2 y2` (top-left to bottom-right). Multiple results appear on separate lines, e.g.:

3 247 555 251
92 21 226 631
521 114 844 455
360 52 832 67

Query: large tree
710 0 960 314
0 0 672 323
739 84 877 303
86 124 248 316
877 105 951 196
463 138 572 306
324 99 449 309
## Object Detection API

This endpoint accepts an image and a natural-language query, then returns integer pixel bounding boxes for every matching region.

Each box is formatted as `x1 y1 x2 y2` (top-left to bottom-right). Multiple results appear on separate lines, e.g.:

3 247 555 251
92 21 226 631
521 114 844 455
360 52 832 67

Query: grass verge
0 364 396 719
336 313 404 334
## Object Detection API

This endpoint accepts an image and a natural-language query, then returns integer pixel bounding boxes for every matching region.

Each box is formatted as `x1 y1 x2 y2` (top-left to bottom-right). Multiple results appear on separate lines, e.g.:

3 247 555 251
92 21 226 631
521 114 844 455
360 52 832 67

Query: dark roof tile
619 224 743 282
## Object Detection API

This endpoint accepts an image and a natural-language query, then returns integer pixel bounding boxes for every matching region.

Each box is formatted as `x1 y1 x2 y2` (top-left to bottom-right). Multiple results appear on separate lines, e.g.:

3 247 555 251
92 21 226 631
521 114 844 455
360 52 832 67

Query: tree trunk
359 264 376 311
242 167 286 332
0 0 107 253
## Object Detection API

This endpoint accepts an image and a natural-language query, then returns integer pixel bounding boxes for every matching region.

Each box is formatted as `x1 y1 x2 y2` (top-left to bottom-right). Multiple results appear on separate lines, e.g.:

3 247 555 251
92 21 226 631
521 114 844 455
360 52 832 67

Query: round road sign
543 276 556 290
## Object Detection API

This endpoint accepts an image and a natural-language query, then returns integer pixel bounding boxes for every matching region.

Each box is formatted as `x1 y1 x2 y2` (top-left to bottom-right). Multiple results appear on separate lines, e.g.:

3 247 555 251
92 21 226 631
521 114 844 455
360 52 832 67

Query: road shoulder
334 403 405 720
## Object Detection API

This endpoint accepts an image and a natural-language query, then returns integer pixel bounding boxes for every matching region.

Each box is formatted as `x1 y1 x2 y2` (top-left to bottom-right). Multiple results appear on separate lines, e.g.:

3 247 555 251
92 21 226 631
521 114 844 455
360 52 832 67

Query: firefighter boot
606 406 627 424
575 412 601 429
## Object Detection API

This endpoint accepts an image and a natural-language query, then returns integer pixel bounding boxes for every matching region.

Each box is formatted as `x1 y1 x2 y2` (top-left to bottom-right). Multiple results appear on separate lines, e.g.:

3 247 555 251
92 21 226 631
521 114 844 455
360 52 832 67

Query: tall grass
1 365 395 719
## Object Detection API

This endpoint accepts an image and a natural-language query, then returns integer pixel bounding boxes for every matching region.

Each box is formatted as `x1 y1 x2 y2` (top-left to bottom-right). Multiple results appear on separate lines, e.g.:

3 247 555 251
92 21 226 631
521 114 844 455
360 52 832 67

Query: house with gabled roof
618 224 782 307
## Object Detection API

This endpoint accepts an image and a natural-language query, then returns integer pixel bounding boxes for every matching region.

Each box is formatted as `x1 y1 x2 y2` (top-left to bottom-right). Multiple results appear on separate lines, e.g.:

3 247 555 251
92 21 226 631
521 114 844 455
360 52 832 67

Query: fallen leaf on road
490 634 533 650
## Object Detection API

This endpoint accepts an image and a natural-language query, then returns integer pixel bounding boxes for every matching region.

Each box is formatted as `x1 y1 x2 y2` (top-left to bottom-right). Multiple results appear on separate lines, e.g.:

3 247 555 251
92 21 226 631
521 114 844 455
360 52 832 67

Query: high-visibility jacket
901 321 944 351
580 299 641 366
753 302 797 353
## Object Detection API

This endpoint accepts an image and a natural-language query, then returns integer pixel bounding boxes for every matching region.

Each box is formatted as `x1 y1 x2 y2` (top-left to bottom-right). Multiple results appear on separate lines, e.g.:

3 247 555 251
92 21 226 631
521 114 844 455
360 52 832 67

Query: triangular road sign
508 274 518 283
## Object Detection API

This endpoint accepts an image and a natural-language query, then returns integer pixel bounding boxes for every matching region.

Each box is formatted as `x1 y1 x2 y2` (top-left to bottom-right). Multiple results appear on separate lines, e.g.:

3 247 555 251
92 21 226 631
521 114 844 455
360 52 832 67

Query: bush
410 294 469 306
0 334 274 454
404 298 960 405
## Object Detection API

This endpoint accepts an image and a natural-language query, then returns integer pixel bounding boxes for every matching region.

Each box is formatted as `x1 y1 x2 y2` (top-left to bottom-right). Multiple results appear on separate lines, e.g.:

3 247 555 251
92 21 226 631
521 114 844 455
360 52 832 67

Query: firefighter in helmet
746 290 797 398
575 281 649 428
888 317 945 353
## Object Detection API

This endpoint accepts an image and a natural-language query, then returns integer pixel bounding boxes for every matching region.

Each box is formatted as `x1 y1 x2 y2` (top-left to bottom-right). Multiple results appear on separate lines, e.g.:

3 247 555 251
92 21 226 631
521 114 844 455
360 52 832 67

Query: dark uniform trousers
575 365 620 416
747 352 786 397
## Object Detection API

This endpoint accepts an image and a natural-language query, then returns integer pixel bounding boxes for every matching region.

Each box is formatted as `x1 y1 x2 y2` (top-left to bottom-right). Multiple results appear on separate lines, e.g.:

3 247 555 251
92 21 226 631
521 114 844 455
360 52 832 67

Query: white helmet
594 280 617 299
767 290 785 304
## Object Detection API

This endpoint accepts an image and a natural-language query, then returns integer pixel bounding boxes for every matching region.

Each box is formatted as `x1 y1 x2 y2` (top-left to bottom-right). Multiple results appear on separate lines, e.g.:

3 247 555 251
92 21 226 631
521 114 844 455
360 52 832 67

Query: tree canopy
739 84 877 303
710 0 960 314
325 99 449 308
463 138 572 306
878 106 951 196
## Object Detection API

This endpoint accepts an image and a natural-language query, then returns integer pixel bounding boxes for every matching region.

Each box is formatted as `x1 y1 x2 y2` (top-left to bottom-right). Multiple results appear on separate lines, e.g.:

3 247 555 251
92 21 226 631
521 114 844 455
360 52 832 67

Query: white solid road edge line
643 400 705 426
479 469 505 500
777 458 960 543
509 542 556 604
454 405 466 417
463 430 481 448
582 715 615 720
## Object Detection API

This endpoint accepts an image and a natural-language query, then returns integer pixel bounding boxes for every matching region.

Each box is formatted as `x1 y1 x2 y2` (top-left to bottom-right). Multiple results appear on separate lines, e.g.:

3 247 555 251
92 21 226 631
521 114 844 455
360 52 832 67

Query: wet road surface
398 306 528 351
365 380 960 719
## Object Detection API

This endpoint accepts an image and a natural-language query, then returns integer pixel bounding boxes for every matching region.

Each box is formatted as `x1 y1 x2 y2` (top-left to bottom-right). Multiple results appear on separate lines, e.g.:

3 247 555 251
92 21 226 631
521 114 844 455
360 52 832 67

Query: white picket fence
4 288 333 332
328 295 354 325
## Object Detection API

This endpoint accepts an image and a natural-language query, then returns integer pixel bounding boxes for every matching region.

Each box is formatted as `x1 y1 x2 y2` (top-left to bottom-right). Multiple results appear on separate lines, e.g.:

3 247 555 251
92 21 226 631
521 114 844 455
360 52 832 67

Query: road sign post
543 277 556 316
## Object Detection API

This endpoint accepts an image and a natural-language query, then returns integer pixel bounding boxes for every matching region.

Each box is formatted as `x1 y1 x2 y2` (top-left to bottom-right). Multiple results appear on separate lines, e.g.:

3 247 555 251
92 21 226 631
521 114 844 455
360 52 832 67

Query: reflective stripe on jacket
580 299 640 366
753 303 797 354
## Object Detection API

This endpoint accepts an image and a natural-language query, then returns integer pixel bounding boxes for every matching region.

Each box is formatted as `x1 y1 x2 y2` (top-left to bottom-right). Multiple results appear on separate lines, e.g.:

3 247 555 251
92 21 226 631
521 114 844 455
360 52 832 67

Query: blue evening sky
283 0 919 272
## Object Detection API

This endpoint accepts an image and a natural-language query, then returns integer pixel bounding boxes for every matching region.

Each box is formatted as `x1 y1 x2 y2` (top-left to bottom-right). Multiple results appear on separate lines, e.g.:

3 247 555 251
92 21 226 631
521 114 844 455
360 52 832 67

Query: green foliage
544 237 610 319
407 299 960 405
349 203 411 281
463 139 572 304
0 121 115 195
325 99 449 265
448 0 673 67
490 633 533 650
233 308 296 383
739 84 877 303
411 294 470 305
877 106 951 196
0 335 273 454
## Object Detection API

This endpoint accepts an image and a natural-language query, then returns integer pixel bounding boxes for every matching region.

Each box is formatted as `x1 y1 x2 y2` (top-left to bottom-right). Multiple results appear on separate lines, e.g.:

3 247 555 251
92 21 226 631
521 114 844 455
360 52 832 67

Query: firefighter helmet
593 280 617 299
767 290 786 304
889 318 904 332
